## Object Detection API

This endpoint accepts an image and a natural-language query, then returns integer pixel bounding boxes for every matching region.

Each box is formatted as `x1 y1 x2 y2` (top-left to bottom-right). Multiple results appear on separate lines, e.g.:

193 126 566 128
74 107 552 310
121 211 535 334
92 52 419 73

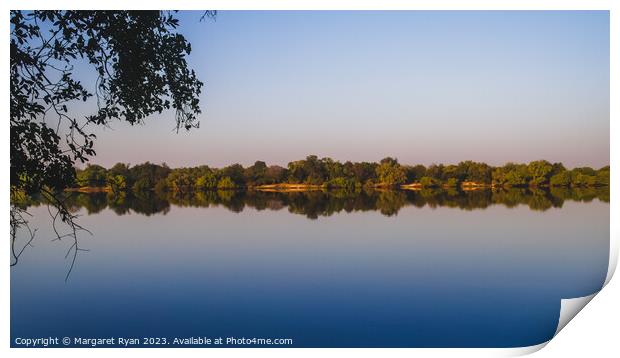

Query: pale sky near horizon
75 11 609 169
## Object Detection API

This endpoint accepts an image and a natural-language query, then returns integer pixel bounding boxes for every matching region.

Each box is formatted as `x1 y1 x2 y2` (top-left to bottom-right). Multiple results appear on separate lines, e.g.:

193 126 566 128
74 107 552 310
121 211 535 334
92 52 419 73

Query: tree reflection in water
14 187 610 220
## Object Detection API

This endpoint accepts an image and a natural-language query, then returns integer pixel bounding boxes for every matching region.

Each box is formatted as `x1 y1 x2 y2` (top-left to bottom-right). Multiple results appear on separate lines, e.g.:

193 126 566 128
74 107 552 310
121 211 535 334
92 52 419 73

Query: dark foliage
10 10 210 275
11 10 205 195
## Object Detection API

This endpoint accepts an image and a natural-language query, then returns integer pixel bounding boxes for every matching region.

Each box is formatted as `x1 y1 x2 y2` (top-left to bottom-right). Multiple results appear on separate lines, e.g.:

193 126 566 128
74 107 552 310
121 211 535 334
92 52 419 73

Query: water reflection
10 187 610 348
16 187 610 219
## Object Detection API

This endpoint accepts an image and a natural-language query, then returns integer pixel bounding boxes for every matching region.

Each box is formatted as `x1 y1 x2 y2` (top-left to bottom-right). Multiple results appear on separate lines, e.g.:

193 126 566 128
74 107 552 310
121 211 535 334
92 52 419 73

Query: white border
2 1 617 357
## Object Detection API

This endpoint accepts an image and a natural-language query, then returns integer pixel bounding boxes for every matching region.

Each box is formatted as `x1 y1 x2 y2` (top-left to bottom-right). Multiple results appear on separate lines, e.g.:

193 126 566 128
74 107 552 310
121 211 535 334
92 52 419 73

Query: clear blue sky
86 11 610 168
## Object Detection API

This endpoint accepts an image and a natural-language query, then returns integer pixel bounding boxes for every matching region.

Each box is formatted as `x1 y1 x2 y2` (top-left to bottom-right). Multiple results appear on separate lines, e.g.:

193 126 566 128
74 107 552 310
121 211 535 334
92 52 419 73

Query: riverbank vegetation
70 156 609 194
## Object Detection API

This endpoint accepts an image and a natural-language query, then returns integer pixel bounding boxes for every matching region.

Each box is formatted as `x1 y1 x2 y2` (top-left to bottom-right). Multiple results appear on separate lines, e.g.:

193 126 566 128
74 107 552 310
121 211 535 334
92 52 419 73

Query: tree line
72 156 609 194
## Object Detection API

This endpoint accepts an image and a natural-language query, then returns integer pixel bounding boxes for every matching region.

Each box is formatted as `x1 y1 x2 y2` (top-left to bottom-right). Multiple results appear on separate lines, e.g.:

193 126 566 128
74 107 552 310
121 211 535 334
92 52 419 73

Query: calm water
10 189 610 347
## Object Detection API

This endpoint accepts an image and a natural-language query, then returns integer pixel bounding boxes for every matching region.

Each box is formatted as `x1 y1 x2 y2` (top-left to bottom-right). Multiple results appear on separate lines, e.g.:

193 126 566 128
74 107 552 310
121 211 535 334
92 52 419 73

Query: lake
10 188 610 347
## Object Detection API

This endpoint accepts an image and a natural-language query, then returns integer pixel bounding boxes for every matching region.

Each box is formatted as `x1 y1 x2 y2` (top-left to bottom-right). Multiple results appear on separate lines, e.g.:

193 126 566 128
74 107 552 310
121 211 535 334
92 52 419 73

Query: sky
79 11 609 169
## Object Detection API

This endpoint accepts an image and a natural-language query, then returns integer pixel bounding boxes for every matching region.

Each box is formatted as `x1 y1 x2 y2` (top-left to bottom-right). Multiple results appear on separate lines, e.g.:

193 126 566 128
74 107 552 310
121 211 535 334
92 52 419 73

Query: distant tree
220 164 245 186
376 157 407 186
404 164 426 183
166 169 195 193
550 162 566 176
128 162 171 191
572 167 597 176
321 157 345 181
76 164 108 187
426 164 444 181
107 174 127 194
264 165 287 184
132 177 152 192
491 166 508 186
571 172 596 187
596 166 610 186
244 161 268 185
196 172 218 190
550 171 572 187
441 165 459 182
527 160 553 186
302 155 326 184
108 163 131 177
503 164 531 187
351 161 377 184
463 161 492 183
342 161 356 179
287 160 306 183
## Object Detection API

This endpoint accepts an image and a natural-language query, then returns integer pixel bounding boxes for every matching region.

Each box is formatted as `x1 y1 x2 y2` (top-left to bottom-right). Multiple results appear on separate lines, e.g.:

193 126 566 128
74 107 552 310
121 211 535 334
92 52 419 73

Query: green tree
321 157 345 181
129 162 171 191
571 172 596 187
196 173 218 190
405 164 426 183
264 165 287 184
166 169 195 193
376 157 407 186
527 160 553 186
595 166 610 186
351 162 378 185
76 164 108 187
504 164 531 187
107 174 127 194
220 164 245 186
287 160 307 183
462 161 492 183
550 171 572 187
492 166 508 186
302 155 326 184
442 165 460 182
244 161 268 185
426 164 444 181
132 177 151 192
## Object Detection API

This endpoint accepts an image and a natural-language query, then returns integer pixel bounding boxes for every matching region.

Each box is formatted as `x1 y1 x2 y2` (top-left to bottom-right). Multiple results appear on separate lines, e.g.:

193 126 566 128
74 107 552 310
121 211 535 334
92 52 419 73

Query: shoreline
64 186 112 193
63 183 608 194
251 184 323 192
